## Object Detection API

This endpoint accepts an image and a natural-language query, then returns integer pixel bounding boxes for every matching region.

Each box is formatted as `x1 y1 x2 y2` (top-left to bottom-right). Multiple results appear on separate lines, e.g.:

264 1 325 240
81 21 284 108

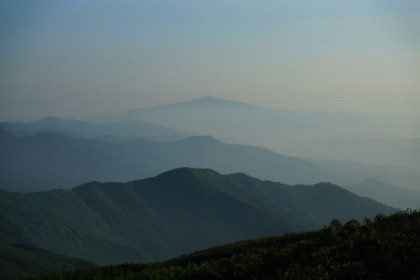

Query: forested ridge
1 168 395 266
27 210 420 280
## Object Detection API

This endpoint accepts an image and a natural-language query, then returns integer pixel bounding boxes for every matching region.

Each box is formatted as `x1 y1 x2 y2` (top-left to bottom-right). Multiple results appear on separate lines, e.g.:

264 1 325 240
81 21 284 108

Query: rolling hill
25 210 420 280
0 242 94 280
0 168 397 266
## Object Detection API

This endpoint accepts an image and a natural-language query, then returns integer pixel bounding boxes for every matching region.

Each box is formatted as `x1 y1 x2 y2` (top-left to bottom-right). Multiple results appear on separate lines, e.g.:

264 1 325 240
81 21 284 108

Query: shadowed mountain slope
0 168 396 265
0 242 94 280
38 210 420 280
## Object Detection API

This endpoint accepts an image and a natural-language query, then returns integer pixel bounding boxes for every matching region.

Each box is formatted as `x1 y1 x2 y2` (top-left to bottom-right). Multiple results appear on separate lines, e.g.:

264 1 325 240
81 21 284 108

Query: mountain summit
128 96 262 114
176 95 262 110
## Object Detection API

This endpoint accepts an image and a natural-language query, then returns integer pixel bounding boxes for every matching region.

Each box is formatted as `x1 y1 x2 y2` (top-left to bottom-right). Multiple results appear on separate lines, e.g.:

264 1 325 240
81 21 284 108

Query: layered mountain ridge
1 125 419 210
114 96 420 170
0 168 397 265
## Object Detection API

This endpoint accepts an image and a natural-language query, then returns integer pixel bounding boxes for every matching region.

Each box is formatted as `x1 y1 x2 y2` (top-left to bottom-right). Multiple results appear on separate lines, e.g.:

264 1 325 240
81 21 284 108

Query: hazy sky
1 0 419 121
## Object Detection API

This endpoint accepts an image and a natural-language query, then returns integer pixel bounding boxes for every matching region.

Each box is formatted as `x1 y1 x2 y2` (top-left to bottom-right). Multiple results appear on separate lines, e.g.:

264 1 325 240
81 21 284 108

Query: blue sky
1 0 419 121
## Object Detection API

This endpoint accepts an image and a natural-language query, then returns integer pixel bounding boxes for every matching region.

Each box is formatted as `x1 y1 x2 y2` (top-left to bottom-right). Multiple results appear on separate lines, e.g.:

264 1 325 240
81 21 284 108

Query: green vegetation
0 168 396 265
26 210 420 280
0 242 94 280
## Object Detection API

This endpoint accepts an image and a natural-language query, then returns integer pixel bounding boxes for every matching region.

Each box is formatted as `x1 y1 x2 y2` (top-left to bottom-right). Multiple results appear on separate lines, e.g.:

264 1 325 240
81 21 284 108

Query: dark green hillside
0 168 396 266
27 210 420 280
0 187 146 264
0 242 94 280
227 173 397 227
0 169 293 265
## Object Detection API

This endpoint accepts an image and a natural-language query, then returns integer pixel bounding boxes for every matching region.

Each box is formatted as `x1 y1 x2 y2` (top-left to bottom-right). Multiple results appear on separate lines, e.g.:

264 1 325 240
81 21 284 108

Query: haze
1 0 420 122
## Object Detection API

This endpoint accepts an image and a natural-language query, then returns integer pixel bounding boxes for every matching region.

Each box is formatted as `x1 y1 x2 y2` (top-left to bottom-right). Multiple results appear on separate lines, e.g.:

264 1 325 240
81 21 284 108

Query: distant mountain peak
154 167 221 181
194 95 238 103
361 178 385 184
36 116 62 122
185 95 262 110
314 182 335 187
197 95 221 101
177 135 220 144
34 116 81 125
127 96 263 113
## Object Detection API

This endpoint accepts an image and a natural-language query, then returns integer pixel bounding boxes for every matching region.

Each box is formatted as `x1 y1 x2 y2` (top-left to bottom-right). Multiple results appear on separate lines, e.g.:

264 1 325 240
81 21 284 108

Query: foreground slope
0 242 94 280
28 210 420 280
0 168 396 266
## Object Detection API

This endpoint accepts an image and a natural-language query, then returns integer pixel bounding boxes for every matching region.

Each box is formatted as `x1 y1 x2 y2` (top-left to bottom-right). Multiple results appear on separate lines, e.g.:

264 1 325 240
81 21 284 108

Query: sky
1 0 419 121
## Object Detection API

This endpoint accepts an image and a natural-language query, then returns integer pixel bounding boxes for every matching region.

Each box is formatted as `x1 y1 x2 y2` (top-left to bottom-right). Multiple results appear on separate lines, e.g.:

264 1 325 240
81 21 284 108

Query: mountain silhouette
0 168 397 265
0 117 190 142
0 131 328 192
99 96 420 170
1 129 418 203
345 179 420 209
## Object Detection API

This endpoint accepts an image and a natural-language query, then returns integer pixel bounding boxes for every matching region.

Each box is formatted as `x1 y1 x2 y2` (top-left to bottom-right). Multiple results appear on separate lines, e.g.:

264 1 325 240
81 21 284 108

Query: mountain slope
0 131 330 192
2 128 418 198
344 179 420 209
0 242 94 280
101 96 420 170
227 173 397 227
32 210 420 280
0 132 142 191
0 168 397 265
0 116 190 142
